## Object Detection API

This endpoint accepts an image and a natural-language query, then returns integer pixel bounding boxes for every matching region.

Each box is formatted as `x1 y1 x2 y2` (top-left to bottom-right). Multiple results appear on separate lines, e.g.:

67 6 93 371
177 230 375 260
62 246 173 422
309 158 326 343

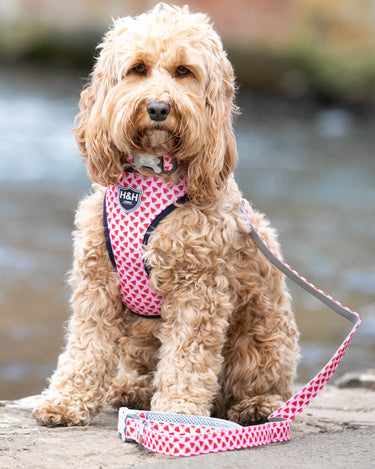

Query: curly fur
33 3 299 427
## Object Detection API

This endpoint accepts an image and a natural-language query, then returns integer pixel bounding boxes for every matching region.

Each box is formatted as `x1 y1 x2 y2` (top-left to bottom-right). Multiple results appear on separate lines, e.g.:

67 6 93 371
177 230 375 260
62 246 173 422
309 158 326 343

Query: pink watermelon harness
104 169 188 317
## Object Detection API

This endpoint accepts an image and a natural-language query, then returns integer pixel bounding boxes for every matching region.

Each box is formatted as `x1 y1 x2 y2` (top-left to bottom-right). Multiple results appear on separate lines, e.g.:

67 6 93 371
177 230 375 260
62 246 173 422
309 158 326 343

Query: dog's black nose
147 101 171 122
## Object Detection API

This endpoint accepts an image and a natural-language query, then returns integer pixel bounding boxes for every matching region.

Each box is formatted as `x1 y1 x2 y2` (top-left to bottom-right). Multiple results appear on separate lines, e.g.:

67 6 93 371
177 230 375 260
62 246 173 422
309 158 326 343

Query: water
0 66 374 400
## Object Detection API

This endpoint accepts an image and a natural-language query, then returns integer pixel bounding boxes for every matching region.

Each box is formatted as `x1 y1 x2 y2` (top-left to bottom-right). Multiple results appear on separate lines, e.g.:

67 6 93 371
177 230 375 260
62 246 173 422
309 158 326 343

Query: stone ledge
335 369 375 390
1 374 374 468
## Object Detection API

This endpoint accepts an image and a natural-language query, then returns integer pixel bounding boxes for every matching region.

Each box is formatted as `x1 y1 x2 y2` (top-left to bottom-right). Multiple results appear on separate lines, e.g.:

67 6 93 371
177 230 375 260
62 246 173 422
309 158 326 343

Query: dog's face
99 12 210 161
75 3 237 201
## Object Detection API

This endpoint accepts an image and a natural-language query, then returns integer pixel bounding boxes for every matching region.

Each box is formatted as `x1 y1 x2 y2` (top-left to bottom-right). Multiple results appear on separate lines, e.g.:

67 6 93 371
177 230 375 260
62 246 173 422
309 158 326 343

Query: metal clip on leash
118 201 361 456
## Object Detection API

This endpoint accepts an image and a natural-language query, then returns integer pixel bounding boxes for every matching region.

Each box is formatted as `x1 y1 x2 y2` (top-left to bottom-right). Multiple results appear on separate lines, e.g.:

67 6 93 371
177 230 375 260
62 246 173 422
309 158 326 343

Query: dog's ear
187 54 237 202
74 60 123 187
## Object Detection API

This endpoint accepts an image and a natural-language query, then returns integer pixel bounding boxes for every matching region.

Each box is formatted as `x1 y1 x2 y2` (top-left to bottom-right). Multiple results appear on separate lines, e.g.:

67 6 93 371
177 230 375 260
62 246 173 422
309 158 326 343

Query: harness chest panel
104 171 187 317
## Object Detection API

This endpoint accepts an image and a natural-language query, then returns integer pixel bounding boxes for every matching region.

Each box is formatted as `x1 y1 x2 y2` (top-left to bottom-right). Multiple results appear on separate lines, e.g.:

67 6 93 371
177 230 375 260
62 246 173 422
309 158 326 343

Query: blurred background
0 0 374 400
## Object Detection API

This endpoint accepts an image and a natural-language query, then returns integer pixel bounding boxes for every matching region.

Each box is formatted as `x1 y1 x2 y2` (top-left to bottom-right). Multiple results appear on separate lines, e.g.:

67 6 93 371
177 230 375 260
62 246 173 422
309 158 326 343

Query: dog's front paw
151 395 210 416
228 394 284 425
33 398 91 427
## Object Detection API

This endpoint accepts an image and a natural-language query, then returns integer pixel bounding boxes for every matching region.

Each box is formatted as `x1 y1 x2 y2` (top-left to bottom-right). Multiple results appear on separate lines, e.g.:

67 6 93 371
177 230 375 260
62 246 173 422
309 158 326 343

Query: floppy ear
187 54 237 202
74 53 123 186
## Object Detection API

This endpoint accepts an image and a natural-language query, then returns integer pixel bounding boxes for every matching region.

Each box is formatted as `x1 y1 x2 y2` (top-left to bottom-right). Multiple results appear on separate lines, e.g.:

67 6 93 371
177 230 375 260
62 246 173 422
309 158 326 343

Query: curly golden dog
33 3 299 427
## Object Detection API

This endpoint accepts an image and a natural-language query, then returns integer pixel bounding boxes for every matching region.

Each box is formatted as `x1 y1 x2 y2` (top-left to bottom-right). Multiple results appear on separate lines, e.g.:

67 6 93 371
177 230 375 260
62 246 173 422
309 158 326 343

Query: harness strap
118 201 361 456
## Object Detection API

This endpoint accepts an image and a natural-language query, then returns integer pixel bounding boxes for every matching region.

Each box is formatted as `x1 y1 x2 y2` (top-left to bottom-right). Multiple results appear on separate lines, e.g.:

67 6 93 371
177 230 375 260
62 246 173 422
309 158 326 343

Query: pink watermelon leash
117 201 361 456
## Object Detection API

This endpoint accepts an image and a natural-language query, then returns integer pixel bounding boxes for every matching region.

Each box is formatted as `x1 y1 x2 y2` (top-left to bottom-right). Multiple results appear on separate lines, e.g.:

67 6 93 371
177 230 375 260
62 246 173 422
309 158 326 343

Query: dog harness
117 202 361 456
104 169 188 317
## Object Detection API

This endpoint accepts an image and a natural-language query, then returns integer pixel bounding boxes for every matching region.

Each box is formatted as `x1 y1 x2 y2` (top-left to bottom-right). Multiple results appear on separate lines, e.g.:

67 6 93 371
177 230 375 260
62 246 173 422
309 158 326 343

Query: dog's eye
175 66 190 78
132 64 147 75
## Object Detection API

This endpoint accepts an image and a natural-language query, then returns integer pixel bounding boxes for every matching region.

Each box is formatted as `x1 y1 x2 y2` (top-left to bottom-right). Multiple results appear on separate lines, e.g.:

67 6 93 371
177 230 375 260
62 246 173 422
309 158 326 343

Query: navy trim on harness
103 191 117 271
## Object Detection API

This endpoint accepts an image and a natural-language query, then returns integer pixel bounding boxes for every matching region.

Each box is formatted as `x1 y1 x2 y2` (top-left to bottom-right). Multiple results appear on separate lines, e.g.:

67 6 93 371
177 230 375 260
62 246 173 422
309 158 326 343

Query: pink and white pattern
119 409 290 456
118 201 361 456
162 155 174 171
105 171 187 317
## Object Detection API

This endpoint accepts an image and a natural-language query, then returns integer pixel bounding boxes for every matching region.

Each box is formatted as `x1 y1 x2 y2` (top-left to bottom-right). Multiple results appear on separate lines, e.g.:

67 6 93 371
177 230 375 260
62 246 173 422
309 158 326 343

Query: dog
33 3 299 427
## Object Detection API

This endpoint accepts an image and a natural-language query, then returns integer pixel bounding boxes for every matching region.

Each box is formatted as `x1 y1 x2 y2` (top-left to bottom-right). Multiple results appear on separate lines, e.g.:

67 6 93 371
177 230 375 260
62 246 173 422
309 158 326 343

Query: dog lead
117 201 361 456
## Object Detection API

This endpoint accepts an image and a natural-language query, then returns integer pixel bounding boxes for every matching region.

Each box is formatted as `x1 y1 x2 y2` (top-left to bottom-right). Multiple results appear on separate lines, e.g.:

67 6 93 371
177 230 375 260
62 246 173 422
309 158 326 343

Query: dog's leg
33 191 124 426
33 265 123 427
150 291 232 416
106 320 160 410
219 294 299 425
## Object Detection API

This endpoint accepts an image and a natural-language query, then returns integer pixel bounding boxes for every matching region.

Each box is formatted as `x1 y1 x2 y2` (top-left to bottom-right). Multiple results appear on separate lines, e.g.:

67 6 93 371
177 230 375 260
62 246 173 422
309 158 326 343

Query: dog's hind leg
33 190 124 426
106 368 154 410
106 317 160 410
217 296 299 425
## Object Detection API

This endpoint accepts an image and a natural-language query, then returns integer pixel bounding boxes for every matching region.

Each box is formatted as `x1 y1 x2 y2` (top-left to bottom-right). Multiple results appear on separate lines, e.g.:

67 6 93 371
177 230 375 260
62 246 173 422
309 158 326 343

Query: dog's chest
104 170 187 317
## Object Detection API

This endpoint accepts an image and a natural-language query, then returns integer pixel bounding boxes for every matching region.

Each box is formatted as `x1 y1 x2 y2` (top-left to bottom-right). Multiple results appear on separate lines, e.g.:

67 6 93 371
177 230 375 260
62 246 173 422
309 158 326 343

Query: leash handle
119 409 291 456
240 201 361 421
